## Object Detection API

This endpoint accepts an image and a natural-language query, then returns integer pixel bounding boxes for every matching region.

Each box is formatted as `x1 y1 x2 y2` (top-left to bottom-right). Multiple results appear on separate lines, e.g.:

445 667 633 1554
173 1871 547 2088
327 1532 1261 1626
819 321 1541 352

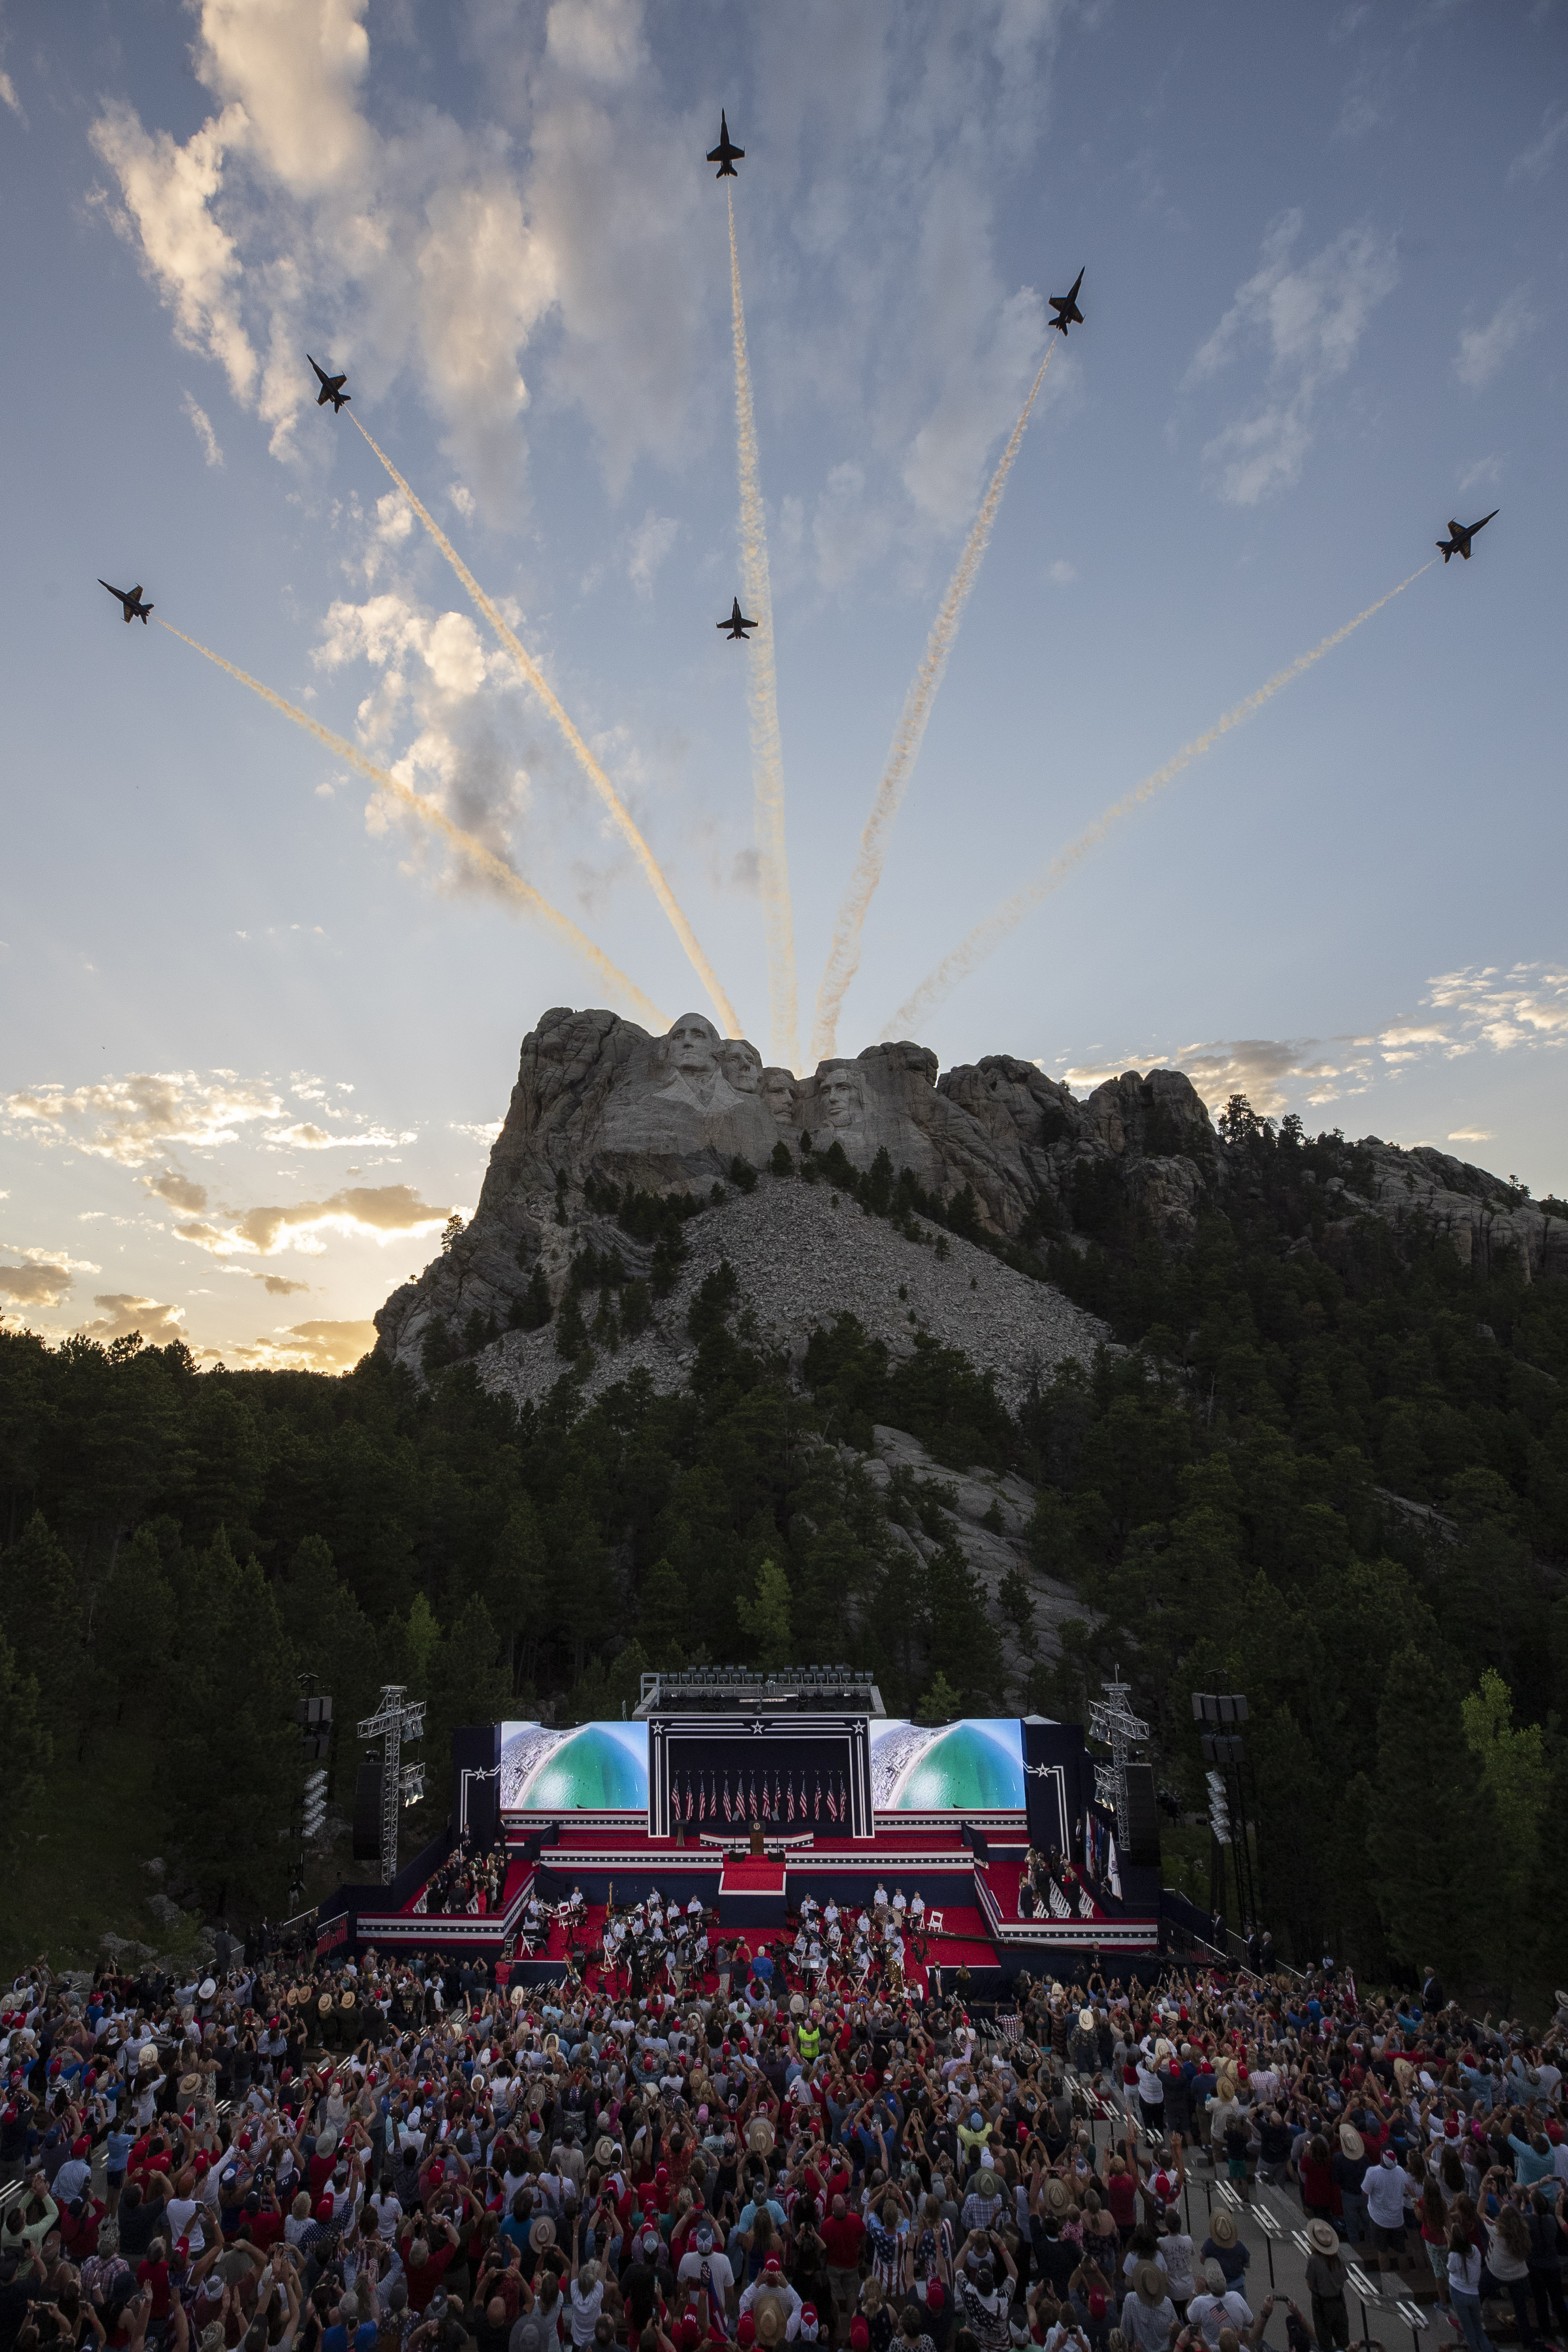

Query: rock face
374 1005 1568 1384
374 1005 1218 1376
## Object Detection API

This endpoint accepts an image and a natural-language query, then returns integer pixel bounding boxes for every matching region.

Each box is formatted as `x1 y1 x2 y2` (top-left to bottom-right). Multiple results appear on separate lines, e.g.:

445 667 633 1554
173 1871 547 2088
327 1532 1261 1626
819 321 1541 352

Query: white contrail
881 563 1436 1039
352 418 738 1039
811 340 1055 1063
727 184 798 1071
159 620 669 1030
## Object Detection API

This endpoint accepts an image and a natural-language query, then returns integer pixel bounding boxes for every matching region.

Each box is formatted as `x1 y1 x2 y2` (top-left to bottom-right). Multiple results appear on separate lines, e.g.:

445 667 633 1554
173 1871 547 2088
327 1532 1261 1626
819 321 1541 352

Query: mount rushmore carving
374 1004 1219 1372
373 1004 1568 1377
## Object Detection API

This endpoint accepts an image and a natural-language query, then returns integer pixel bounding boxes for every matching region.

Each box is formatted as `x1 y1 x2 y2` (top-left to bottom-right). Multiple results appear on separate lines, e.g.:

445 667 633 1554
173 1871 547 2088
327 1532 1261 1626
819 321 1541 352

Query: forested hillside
1 1097 1565 1997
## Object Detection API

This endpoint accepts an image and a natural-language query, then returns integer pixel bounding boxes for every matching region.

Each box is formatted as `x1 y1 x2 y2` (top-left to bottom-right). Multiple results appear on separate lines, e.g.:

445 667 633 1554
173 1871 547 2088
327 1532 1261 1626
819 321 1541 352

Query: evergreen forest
1 1097 1565 2001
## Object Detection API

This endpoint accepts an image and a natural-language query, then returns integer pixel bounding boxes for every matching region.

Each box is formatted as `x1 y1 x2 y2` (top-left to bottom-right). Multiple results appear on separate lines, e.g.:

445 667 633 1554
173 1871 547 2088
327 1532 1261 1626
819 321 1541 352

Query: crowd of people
541 1890 930 2012
414 1842 511 1922
3 1934 1567 2352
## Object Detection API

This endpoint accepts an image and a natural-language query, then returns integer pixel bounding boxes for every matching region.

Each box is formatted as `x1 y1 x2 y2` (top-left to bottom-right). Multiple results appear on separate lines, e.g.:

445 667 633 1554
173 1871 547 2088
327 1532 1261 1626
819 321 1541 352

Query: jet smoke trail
810 341 1055 1064
727 184 799 1071
158 620 669 1030
350 419 739 1040
881 562 1435 1040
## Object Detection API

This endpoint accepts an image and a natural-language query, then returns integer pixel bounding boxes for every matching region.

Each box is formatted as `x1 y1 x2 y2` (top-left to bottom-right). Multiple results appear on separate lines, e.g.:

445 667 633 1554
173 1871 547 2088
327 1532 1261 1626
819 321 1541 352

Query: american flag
787 1779 795 1825
723 1773 732 1824
761 1777 771 1822
814 1772 822 1820
749 1773 758 1820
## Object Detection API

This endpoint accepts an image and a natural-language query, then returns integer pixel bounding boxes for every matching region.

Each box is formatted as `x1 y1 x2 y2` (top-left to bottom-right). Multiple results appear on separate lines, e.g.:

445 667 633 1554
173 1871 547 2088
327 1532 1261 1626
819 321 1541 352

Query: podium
749 1822 764 1856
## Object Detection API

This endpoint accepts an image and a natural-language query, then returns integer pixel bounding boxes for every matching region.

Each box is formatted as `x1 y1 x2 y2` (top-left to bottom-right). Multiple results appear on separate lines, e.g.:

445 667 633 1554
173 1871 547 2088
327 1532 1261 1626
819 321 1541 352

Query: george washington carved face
664 1013 722 1078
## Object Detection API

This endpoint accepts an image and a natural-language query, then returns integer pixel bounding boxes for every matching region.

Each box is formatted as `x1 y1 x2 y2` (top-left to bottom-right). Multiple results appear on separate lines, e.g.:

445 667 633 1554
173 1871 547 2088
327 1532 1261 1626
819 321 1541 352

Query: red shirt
822 2213 866 2268
402 2236 456 2312
137 2260 172 2320
1106 2173 1138 2228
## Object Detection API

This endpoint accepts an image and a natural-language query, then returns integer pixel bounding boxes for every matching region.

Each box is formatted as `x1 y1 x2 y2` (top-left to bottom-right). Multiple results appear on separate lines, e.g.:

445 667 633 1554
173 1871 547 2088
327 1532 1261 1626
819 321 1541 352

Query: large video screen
500 1721 649 1812
868 1718 1025 1811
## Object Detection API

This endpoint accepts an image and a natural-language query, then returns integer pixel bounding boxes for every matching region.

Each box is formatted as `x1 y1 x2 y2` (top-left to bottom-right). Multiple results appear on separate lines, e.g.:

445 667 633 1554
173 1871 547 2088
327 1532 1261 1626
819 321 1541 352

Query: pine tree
0 1511 85 1750
916 1669 963 1725
1367 1643 1492 1984
168 1533 300 1914
93 1524 174 1721
0 1610 49 1856
735 1558 793 1671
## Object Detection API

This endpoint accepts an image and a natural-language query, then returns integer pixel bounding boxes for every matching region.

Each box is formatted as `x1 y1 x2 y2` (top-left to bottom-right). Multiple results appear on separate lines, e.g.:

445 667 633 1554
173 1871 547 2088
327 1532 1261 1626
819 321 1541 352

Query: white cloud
1048 557 1076 584
0 1260 76 1309
450 1121 504 1144
1453 288 1537 392
1183 210 1397 504
143 1167 210 1212
448 482 475 520
1057 965 1568 1122
181 388 225 467
0 70 22 122
1448 1129 1494 1143
1508 99 1568 185
3 1071 283 1165
263 1120 415 1150
175 1180 452 1258
230 1317 378 1371
1457 453 1504 495
626 510 679 599
80 1294 189 1345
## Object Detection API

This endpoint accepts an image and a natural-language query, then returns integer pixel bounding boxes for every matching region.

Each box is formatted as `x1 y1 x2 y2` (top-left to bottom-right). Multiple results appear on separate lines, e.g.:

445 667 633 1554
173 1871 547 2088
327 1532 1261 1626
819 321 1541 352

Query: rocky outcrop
373 1006 1220 1376
1313 1141 1568 1284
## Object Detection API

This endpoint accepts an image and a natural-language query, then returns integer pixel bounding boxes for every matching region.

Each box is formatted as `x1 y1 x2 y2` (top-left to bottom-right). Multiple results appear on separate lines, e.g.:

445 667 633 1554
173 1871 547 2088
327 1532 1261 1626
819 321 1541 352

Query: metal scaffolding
1088 1669 1148 1849
357 1685 426 1885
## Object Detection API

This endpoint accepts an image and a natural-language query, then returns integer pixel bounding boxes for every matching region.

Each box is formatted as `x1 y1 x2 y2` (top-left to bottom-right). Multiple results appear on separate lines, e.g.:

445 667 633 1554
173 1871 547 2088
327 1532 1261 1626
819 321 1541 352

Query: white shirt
1188 2291 1251 2350
1364 2159 1415 2228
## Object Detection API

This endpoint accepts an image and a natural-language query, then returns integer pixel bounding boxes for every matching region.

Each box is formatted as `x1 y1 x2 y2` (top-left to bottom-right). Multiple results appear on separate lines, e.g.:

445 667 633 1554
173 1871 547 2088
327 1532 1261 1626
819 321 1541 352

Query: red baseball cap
851 2324 870 2350
315 2195 335 2222
925 2286 945 2313
738 2319 756 2347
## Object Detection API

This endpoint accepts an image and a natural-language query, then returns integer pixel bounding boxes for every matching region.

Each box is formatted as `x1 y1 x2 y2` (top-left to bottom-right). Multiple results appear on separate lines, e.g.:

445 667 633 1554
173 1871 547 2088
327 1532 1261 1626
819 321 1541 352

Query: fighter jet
717 597 756 640
308 355 351 413
707 110 744 177
1049 268 1085 335
99 579 153 624
1437 510 1498 564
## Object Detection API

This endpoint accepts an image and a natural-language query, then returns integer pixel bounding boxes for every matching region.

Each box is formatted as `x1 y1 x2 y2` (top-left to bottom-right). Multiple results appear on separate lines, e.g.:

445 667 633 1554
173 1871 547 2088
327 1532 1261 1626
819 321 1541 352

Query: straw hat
1135 2264 1168 2307
340 1991 357 2010
318 1993 334 2016
1078 2009 1095 2033
530 2217 556 2252
543 2033 559 2055
747 2118 774 2155
1338 2124 1364 2160
595 2137 617 2167
1209 2210 1237 2248
179 2072 202 2098
1043 2178 1071 2216
510 1986 526 2008
756 2310 784 2347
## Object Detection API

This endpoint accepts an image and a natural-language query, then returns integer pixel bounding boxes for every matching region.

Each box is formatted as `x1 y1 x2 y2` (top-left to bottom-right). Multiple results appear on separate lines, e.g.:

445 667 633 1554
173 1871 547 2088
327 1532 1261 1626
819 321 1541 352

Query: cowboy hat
318 1993 334 2015
1307 2220 1340 2257
543 2033 559 2054
1338 2124 1364 2160
510 1986 526 2008
198 1978 217 2000
1043 2178 1071 2215
756 2308 784 2347
179 2071 203 2097
1135 2264 1168 2307
1078 2008 1095 2032
595 2137 617 2167
747 2119 774 2155
1209 2210 1237 2248
529 2217 556 2252
790 1994 805 2016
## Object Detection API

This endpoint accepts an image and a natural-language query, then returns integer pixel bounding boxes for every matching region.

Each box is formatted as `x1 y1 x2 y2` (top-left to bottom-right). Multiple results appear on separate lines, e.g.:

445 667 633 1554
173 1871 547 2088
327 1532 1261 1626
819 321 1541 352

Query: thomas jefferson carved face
818 1067 862 1129
721 1040 763 1096
761 1068 797 1124
664 1013 722 1078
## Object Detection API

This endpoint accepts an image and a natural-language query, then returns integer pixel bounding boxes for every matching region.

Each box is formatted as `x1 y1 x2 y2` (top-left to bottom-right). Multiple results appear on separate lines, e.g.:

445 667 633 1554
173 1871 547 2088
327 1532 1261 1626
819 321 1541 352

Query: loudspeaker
1122 1764 1161 1867
352 1764 383 1862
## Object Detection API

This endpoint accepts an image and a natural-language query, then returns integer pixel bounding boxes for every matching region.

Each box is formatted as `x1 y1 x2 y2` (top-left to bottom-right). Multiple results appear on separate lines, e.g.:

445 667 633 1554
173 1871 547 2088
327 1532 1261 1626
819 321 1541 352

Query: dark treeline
1 1096 1565 1996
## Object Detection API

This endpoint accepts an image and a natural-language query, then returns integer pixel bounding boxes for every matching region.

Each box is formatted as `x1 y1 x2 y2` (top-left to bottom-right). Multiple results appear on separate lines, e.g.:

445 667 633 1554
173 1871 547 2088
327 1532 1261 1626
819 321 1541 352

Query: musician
909 1892 925 1932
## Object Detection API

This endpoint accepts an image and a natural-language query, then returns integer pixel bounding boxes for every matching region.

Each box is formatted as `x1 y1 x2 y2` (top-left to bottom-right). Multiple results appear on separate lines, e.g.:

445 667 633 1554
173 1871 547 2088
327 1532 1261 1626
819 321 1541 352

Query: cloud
1457 453 1504 495
1453 287 1536 391
0 1260 75 1309
0 65 24 123
626 510 679 599
1055 964 1568 1122
263 1120 415 1150
239 1317 378 1371
253 1272 312 1295
1508 99 1568 185
1048 557 1076 584
313 589 534 877
3 1072 283 1164
176 1181 452 1259
143 1167 211 1212
181 388 225 466
450 1121 504 1144
1448 1129 1494 1143
80 1294 188 1344
1183 210 1397 504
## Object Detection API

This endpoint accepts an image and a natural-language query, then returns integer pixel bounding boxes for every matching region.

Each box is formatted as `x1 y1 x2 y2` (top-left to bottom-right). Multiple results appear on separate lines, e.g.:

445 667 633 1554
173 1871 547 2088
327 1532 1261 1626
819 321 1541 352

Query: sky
0 0 1564 1372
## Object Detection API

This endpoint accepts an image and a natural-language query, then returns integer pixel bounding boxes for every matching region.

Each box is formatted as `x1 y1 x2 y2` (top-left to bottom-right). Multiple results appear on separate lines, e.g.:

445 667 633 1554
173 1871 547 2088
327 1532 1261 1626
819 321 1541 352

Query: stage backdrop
500 1721 648 1812
868 1719 1025 1811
